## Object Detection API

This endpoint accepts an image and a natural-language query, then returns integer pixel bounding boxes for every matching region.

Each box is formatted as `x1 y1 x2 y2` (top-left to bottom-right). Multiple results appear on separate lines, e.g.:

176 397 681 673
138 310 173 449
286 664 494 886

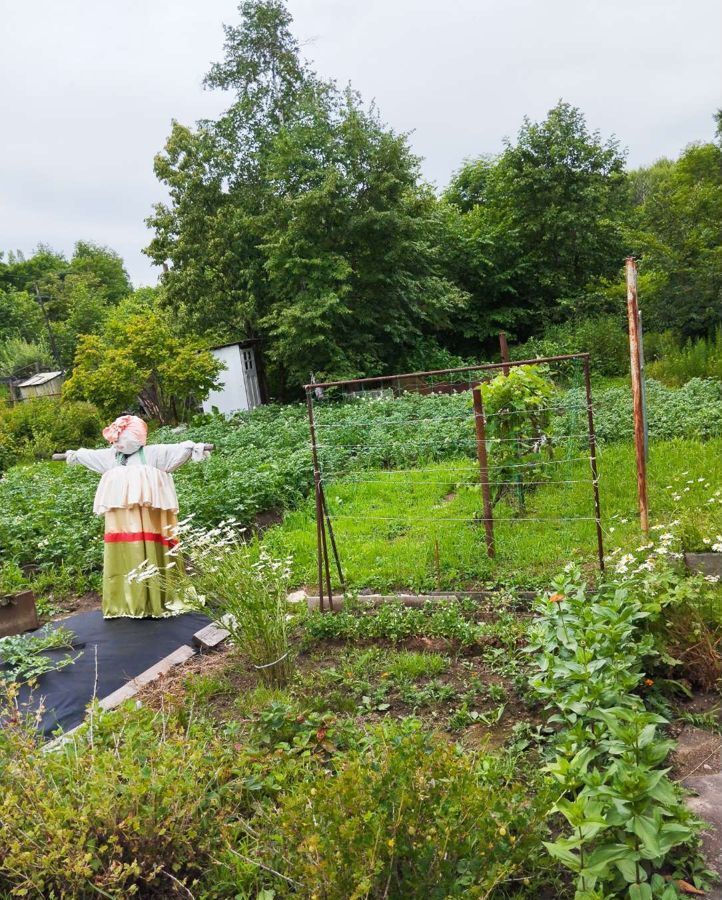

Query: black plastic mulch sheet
1 610 210 738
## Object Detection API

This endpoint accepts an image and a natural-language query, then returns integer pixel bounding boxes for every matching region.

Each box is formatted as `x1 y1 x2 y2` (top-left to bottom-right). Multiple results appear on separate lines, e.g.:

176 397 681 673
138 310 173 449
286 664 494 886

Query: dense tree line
0 243 131 375
2 0 721 402
142 0 721 396
0 250 220 426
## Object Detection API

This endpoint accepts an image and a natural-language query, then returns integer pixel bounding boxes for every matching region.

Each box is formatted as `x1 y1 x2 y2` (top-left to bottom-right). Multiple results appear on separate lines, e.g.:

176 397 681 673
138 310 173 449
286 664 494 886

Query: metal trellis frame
305 352 604 611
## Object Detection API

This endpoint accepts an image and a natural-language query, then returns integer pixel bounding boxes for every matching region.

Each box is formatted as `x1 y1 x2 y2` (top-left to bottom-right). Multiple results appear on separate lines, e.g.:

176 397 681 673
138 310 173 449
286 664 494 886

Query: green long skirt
102 506 188 619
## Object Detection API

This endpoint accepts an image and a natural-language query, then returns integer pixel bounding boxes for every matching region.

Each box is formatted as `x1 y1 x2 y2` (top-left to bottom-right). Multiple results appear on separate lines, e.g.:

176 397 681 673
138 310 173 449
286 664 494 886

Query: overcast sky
2 0 720 286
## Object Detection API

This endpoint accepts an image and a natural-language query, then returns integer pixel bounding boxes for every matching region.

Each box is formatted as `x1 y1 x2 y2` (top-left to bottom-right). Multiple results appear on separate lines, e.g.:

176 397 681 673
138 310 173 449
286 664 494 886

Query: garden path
677 726 722 893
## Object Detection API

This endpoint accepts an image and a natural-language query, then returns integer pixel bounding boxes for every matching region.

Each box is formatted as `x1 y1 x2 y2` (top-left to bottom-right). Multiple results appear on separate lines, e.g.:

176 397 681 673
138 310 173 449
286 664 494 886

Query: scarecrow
62 414 210 619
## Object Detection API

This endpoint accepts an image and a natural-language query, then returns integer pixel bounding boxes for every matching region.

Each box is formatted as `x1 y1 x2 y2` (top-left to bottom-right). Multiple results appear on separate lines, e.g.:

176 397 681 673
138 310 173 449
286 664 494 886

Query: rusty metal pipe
304 352 591 391
319 499 334 611
320 484 345 591
306 390 327 611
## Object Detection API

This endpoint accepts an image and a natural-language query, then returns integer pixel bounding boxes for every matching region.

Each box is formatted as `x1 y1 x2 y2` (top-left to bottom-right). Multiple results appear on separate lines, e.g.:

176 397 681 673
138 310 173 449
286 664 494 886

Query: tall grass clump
649 330 722 385
133 520 294 686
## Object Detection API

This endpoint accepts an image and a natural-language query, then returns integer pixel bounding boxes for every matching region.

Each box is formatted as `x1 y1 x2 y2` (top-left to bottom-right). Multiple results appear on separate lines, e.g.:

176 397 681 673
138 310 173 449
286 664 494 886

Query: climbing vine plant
477 365 556 510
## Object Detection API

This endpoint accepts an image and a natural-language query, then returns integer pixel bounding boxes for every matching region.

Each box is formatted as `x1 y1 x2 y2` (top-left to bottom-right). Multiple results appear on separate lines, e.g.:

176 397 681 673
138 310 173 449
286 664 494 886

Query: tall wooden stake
499 331 510 375
626 257 649 534
583 356 605 572
473 387 495 557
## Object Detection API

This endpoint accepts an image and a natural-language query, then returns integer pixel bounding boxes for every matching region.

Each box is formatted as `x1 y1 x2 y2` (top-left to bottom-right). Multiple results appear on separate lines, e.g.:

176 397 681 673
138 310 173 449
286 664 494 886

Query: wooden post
638 309 649 462
625 258 649 534
472 387 495 557
499 332 510 375
583 356 605 572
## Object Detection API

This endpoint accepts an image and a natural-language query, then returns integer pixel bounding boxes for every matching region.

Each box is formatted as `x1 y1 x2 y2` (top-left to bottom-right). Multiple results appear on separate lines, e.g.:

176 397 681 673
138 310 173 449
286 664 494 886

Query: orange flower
644 678 654 687
549 593 565 603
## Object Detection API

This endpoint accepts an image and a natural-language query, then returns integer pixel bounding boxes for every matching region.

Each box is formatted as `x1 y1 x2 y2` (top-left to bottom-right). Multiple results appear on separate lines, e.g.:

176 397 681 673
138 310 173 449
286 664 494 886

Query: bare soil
136 629 539 750
40 591 102 625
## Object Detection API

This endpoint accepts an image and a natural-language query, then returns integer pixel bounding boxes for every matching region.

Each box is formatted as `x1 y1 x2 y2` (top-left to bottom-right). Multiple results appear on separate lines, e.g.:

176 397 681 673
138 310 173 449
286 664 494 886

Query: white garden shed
202 341 263 416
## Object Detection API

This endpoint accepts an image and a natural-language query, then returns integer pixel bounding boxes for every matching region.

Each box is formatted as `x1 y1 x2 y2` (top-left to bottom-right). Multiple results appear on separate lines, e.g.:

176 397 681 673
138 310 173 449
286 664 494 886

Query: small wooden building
201 342 264 416
16 371 64 401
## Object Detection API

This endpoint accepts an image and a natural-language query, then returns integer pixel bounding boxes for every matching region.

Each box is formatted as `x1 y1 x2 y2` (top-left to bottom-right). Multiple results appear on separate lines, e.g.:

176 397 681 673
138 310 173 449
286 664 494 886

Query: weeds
135 522 295 686
0 626 77 684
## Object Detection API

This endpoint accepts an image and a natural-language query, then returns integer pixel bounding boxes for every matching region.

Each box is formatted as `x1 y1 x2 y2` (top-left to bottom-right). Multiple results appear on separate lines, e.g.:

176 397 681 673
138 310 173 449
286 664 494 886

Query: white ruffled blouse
67 441 208 515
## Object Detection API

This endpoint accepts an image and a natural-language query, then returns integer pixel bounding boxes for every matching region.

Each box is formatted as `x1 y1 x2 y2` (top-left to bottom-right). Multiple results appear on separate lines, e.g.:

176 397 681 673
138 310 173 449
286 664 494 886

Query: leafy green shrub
512 314 630 377
63 308 223 423
0 397 102 471
0 705 250 898
560 377 722 444
528 558 705 898
264 722 558 898
0 694 560 899
479 365 555 508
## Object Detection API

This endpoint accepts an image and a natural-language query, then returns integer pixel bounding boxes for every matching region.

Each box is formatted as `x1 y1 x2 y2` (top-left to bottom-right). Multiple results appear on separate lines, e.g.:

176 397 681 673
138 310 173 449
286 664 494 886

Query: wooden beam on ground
99 644 195 710
42 643 197 753
306 591 537 611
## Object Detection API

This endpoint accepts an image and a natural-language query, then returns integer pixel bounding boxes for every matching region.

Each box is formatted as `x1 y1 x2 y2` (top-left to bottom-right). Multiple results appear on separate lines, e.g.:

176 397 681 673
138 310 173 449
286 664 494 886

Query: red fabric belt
104 532 179 548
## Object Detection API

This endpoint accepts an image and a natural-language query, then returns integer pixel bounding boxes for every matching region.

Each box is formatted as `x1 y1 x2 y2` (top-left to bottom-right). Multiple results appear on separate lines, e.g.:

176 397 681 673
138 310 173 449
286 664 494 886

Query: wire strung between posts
307 359 608 584
311 415 594 430
314 431 594 448
311 401 600 426
319 477 592 487
314 431 596 448
319 456 595 475
314 437 592 452
325 514 600 523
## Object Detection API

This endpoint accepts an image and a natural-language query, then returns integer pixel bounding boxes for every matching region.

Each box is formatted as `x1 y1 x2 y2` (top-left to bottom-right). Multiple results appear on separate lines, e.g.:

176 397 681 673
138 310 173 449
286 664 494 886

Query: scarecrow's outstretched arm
145 442 215 472
52 441 215 464
53 448 116 472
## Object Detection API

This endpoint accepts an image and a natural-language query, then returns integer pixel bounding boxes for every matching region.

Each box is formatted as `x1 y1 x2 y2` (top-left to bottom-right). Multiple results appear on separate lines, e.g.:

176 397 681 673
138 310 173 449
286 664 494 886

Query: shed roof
209 339 258 352
17 371 64 388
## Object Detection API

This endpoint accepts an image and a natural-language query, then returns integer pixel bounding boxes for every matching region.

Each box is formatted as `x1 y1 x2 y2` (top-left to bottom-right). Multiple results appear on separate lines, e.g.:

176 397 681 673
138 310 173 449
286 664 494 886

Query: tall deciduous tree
628 133 722 336
63 303 222 423
146 0 464 394
446 102 628 346
495 102 627 318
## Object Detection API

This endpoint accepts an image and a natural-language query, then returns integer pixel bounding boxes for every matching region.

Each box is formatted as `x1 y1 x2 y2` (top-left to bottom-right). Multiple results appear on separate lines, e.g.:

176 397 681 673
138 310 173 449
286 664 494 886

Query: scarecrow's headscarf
102 415 148 457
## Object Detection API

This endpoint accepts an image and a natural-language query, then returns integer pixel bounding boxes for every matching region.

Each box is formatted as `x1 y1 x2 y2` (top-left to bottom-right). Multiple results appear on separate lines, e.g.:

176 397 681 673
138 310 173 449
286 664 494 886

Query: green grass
386 650 449 680
264 437 722 590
